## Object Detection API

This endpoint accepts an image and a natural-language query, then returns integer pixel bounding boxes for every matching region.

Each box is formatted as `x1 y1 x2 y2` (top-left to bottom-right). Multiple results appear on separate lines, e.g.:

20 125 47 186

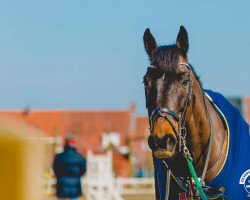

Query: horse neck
185 76 227 181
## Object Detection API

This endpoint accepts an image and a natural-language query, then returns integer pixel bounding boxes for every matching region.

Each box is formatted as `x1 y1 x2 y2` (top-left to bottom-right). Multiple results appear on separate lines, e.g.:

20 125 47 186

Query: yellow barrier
0 118 44 200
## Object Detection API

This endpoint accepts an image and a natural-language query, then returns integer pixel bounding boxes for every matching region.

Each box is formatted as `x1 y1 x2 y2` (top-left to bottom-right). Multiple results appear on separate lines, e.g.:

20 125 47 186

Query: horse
143 26 250 200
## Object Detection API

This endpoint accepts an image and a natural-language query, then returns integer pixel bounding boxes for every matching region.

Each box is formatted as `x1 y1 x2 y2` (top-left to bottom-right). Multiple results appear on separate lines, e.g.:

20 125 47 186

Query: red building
0 104 151 177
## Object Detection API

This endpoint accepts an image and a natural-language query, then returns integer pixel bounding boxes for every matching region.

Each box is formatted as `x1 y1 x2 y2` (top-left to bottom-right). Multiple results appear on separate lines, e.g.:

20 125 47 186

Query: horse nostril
148 135 157 151
166 135 176 149
157 134 176 150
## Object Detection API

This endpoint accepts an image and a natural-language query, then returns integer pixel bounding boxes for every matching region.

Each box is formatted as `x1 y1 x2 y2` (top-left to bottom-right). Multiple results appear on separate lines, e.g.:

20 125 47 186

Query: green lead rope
185 154 208 200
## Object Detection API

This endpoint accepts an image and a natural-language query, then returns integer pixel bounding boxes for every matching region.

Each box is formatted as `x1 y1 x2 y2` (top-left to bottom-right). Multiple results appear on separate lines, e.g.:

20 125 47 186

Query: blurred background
0 0 249 199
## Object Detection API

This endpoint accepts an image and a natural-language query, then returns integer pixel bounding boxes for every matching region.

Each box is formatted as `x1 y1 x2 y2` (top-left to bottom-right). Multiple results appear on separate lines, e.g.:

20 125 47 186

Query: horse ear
176 26 189 54
143 28 158 57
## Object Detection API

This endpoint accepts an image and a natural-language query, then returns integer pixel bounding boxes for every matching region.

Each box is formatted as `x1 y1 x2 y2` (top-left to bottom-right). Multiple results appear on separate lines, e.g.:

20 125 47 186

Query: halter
148 63 193 153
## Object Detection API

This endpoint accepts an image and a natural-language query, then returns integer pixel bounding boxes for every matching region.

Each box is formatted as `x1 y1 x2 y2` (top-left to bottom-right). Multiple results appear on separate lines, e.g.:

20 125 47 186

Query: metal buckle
181 127 187 139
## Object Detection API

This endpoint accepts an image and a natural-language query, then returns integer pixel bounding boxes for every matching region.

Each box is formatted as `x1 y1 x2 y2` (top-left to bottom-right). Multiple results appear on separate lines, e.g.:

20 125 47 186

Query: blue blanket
206 90 250 199
154 90 250 199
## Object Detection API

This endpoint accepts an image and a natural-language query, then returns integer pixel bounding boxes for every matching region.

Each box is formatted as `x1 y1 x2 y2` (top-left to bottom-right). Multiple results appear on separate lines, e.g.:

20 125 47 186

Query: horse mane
150 44 202 87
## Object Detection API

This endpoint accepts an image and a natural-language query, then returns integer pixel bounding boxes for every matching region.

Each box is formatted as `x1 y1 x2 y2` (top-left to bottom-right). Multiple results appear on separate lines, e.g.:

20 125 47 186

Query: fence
116 177 154 195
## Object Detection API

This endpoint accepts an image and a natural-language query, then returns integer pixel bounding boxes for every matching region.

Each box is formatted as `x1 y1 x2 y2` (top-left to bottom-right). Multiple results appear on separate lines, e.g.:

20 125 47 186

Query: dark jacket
53 146 86 198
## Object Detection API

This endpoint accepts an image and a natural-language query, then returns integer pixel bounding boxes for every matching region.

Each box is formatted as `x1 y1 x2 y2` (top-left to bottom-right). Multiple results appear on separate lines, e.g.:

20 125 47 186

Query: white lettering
239 169 250 184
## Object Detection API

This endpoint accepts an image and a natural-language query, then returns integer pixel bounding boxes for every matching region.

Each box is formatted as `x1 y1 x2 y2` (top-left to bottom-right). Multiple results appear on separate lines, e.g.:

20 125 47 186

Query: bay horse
143 26 250 200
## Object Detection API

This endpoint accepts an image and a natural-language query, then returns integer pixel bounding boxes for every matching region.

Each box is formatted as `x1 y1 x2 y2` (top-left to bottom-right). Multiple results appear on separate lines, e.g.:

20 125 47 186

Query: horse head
143 26 200 159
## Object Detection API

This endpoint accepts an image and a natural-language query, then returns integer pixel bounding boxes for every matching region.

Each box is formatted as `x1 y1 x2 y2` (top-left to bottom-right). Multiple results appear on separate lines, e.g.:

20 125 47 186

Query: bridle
148 63 194 154
147 62 214 187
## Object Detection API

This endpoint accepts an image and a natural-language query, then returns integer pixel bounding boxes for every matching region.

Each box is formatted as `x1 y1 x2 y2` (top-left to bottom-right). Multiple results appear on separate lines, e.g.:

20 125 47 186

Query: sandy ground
48 194 155 200
123 195 154 200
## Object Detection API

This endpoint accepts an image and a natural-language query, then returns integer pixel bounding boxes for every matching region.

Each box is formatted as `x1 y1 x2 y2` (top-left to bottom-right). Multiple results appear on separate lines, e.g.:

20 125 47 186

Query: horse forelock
150 44 202 87
151 45 179 73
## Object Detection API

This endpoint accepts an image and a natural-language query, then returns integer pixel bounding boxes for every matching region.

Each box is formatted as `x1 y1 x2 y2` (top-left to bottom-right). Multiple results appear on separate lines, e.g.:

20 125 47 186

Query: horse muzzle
148 134 177 158
148 134 177 157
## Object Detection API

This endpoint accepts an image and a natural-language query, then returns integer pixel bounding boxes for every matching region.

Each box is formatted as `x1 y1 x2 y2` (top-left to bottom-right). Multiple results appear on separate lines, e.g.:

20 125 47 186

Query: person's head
64 133 76 148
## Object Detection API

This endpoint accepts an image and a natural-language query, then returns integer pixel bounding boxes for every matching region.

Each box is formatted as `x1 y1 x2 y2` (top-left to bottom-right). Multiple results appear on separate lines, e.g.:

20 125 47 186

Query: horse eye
182 78 190 86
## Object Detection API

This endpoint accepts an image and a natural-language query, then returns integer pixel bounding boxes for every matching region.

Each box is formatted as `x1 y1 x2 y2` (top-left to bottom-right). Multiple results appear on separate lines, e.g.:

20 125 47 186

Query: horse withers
143 26 250 199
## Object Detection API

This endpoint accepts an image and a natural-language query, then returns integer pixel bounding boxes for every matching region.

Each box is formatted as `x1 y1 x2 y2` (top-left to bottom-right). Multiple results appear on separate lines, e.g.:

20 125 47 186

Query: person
53 134 86 200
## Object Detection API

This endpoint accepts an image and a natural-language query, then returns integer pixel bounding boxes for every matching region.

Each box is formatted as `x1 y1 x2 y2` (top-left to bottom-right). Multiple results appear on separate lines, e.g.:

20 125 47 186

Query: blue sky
0 0 249 114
